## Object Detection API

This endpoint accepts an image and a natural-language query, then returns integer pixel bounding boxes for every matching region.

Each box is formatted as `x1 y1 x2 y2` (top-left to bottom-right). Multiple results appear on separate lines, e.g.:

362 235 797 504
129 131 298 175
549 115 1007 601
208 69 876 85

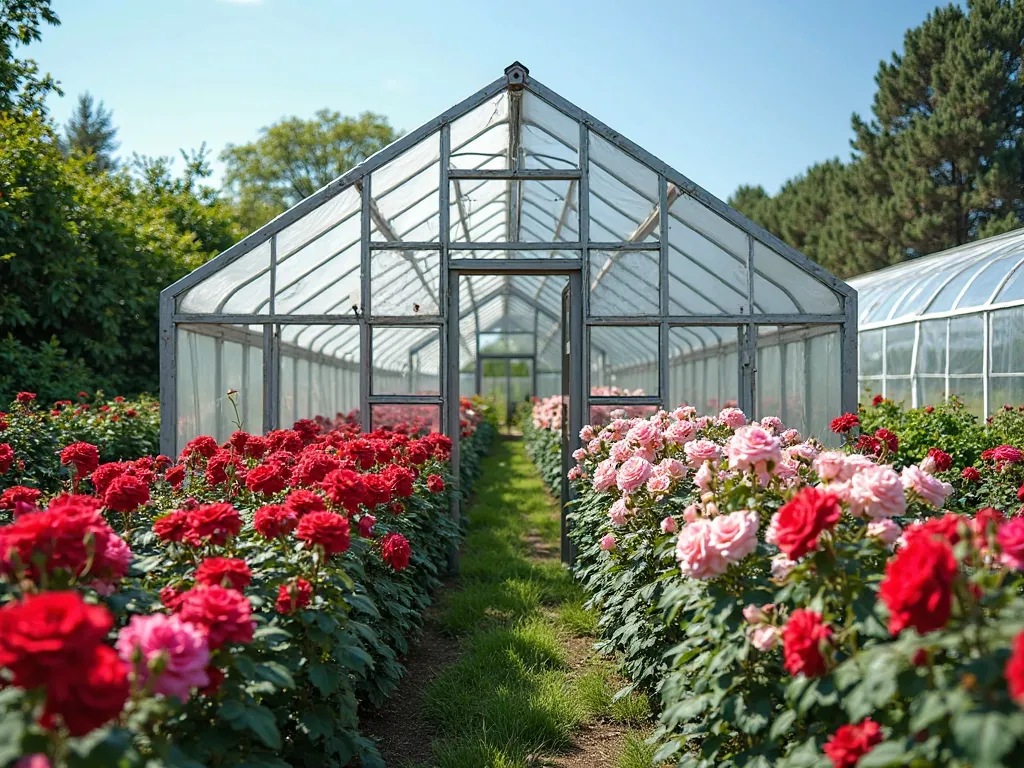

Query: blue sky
33 0 943 200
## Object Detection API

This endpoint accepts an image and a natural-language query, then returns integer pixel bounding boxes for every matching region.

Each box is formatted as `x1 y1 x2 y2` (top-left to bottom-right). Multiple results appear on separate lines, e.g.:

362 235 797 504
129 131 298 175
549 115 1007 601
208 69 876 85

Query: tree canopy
732 0 1024 278
62 91 119 171
220 109 397 233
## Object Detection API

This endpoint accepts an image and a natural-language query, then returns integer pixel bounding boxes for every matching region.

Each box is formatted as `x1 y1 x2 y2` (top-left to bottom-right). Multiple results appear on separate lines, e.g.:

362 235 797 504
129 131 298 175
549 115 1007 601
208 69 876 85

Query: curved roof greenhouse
850 228 1024 416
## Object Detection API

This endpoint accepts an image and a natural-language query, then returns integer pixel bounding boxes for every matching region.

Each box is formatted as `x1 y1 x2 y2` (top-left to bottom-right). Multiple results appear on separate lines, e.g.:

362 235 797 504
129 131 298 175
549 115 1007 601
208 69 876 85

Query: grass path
406 435 656 768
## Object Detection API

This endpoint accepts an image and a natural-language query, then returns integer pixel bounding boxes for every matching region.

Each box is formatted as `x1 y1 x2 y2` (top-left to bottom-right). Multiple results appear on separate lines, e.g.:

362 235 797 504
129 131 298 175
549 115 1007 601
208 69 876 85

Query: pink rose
116 614 210 702
567 466 583 480
587 438 603 455
626 421 662 449
632 445 658 464
675 519 729 579
867 519 902 546
709 510 759 562
781 428 801 445
664 419 696 446
658 457 687 481
610 440 633 464
765 512 780 545
684 439 721 467
608 498 629 526
743 604 766 624
672 406 696 420
579 425 595 442
719 407 747 429
771 553 797 579
694 416 711 431
660 516 677 534
616 456 653 493
694 463 714 492
646 472 671 496
749 625 780 652
682 504 700 523
572 448 587 463
848 464 907 519
812 451 847 482
759 416 783 433
725 426 782 478
786 442 819 463
998 517 1024 570
900 465 952 508
599 534 617 551
591 459 617 493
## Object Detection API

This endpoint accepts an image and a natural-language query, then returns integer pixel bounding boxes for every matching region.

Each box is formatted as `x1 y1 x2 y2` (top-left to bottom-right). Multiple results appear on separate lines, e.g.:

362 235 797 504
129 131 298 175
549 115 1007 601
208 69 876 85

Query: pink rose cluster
675 510 759 579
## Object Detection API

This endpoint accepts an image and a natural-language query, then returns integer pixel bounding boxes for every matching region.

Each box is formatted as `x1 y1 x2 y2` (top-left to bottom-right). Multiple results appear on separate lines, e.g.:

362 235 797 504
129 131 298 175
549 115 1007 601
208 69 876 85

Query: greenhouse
160 62 857 477
850 228 1024 417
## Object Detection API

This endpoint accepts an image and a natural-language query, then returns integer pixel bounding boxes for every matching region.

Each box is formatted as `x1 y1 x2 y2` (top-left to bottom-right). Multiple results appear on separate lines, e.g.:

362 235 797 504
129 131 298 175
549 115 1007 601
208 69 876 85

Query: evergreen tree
62 91 119 171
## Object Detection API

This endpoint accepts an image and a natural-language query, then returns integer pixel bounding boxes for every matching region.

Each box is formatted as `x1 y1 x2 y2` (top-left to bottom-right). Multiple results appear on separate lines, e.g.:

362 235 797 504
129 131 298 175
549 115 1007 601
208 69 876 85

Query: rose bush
0 395 496 767
545 402 1024 767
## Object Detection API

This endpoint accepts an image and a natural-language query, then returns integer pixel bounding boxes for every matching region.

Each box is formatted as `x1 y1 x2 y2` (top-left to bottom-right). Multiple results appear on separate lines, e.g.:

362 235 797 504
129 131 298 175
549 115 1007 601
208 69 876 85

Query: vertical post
359 180 372 433
578 120 590 420
840 289 859 416
658 176 669 411
983 310 990 417
446 270 461 575
743 235 757 417
567 270 584 567
910 321 921 409
262 325 274 433
214 338 223 438
158 290 177 457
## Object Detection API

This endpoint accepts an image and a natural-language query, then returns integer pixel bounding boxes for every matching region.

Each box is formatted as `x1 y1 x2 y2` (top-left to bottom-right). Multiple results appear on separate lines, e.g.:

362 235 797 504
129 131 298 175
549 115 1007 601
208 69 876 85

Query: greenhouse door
479 356 534 428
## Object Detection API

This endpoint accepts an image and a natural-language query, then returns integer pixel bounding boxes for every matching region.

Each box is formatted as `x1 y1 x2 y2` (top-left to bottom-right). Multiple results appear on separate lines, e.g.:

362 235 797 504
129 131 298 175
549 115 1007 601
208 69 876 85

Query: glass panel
754 325 839 436
990 377 1024 412
926 263 978 313
667 196 746 315
670 326 740 416
949 376 984 417
885 324 915 376
590 325 659 395
479 331 534 355
956 249 1023 308
886 377 912 408
751 241 841 314
450 92 508 171
522 91 579 169
588 131 659 242
589 250 660 316
948 315 983 374
371 404 440 435
916 377 947 408
807 330 841 440
371 132 441 242
450 248 580 260
370 249 441 317
588 404 659 429
859 329 884 377
176 324 264 452
995 259 1024 303
991 307 1024 373
177 240 271 315
860 377 883 403
372 326 440 395
278 324 360 429
917 319 947 374
449 178 578 243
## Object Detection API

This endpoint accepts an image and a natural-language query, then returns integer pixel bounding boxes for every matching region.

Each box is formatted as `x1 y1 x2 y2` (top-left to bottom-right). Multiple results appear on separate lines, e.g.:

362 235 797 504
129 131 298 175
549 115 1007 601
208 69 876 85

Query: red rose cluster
829 413 859 434
823 718 883 768
774 486 840 560
381 532 411 571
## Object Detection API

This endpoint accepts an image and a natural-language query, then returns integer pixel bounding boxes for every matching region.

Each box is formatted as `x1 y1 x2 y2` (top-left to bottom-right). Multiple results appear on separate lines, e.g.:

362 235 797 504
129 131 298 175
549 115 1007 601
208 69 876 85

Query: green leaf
345 592 380 618
952 710 1017 765
857 741 910 768
242 705 282 750
254 661 294 690
309 663 341 696
770 709 798 740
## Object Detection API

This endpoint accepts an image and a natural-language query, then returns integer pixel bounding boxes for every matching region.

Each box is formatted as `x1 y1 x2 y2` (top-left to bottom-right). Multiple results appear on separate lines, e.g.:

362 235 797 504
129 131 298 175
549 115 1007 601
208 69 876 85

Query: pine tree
63 91 119 171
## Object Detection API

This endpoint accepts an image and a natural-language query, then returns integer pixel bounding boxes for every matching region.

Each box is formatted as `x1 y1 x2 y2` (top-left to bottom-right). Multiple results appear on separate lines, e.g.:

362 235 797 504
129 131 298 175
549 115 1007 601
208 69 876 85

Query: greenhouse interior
850 227 1024 418
160 62 857 473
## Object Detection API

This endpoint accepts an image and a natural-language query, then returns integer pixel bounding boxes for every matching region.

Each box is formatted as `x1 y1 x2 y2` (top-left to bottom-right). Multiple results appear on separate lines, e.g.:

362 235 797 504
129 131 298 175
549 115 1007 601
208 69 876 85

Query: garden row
521 394 1024 767
0 392 496 768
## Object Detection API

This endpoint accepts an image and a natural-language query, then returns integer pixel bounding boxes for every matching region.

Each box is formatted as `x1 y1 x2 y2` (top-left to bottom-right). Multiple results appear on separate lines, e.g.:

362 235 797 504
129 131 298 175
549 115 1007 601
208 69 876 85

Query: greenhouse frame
850 228 1024 417
160 63 858 529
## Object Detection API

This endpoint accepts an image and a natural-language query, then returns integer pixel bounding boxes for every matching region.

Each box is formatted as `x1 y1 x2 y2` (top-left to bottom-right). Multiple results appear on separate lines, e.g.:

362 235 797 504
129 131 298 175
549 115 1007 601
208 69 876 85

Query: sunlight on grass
616 730 659 768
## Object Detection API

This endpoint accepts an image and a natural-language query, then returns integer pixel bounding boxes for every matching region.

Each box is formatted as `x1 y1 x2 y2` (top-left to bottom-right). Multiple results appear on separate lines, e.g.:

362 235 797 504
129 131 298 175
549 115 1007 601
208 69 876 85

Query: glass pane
371 404 440 435
588 131 659 242
450 92 508 171
885 324 915 376
278 324 360 429
668 195 747 315
860 377 883 403
372 326 440 395
886 377 912 408
990 377 1024 412
751 241 841 314
449 178 578 243
275 215 361 316
371 132 441 242
916 377 947 408
917 319 947 374
859 329 884 377
588 404 659 428
370 249 441 317
177 240 271 315
948 315 983 374
949 376 984 417
807 330 841 440
449 248 580 260
670 326 740 416
522 91 579 170
589 250 660 316
991 307 1024 373
590 325 659 395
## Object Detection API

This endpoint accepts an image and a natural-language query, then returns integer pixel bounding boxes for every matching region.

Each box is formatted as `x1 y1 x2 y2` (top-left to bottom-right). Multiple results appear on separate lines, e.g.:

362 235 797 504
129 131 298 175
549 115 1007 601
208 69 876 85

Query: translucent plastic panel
450 92 508 170
670 193 747 262
752 241 841 314
459 372 475 398
276 187 361 261
955 246 1023 309
370 132 440 242
667 201 746 315
948 314 983 374
274 213 361 315
590 325 659 395
948 376 984 417
536 372 560 398
372 326 440 395
926 262 980 313
370 250 441 317
666 248 746 315
885 324 915 376
177 240 271 315
861 377 883 403
588 404 659 428
450 179 579 243
995 259 1024 303
859 329 884 377
917 319 947 374
990 377 1024 411
371 404 440 435
917 376 947 407
886 377 912 407
670 326 739 415
588 132 658 242
807 330 841 439
451 248 580 260
448 178 505 241
589 250 660 316
176 325 264 452
278 325 360 428
522 91 579 169
991 307 1024 373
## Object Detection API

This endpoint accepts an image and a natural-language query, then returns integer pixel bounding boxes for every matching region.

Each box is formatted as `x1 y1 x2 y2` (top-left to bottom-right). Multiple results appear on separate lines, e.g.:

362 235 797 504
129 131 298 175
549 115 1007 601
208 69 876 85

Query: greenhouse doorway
479 355 534 428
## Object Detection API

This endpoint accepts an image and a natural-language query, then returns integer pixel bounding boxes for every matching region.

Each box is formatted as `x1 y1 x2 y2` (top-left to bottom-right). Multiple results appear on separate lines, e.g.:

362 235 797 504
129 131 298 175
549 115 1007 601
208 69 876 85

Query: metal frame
160 62 858 567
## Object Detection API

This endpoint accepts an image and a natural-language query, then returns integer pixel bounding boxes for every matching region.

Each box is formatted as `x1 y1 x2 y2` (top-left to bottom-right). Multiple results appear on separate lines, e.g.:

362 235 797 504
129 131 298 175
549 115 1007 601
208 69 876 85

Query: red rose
292 419 320 443
0 485 41 511
103 473 150 513
0 499 113 583
266 429 303 453
992 445 1023 464
291 451 341 487
774 487 840 560
854 435 881 456
164 464 186 489
195 557 252 590
363 472 392 508
878 534 957 635
902 513 965 548
0 442 13 474
782 608 832 677
228 430 250 453
426 474 445 493
874 428 898 454
926 448 953 473
40 644 129 737
181 435 218 461
383 465 415 498
160 585 186 610
321 468 367 513
90 462 127 496
246 462 288 496
357 514 376 538
152 510 187 543
925 405 934 413
406 442 429 465
871 394 885 406
15 392 36 404
275 578 312 614
244 435 269 459
284 489 326 518
177 586 254 649
381 532 411 571
830 413 859 434
205 449 242 486
185 503 242 546
970 507 1005 545
60 442 100 478
254 504 299 539
0 592 113 689
998 517 1024 569
823 718 883 768
296 511 351 557
1006 631 1024 703
962 466 981 482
